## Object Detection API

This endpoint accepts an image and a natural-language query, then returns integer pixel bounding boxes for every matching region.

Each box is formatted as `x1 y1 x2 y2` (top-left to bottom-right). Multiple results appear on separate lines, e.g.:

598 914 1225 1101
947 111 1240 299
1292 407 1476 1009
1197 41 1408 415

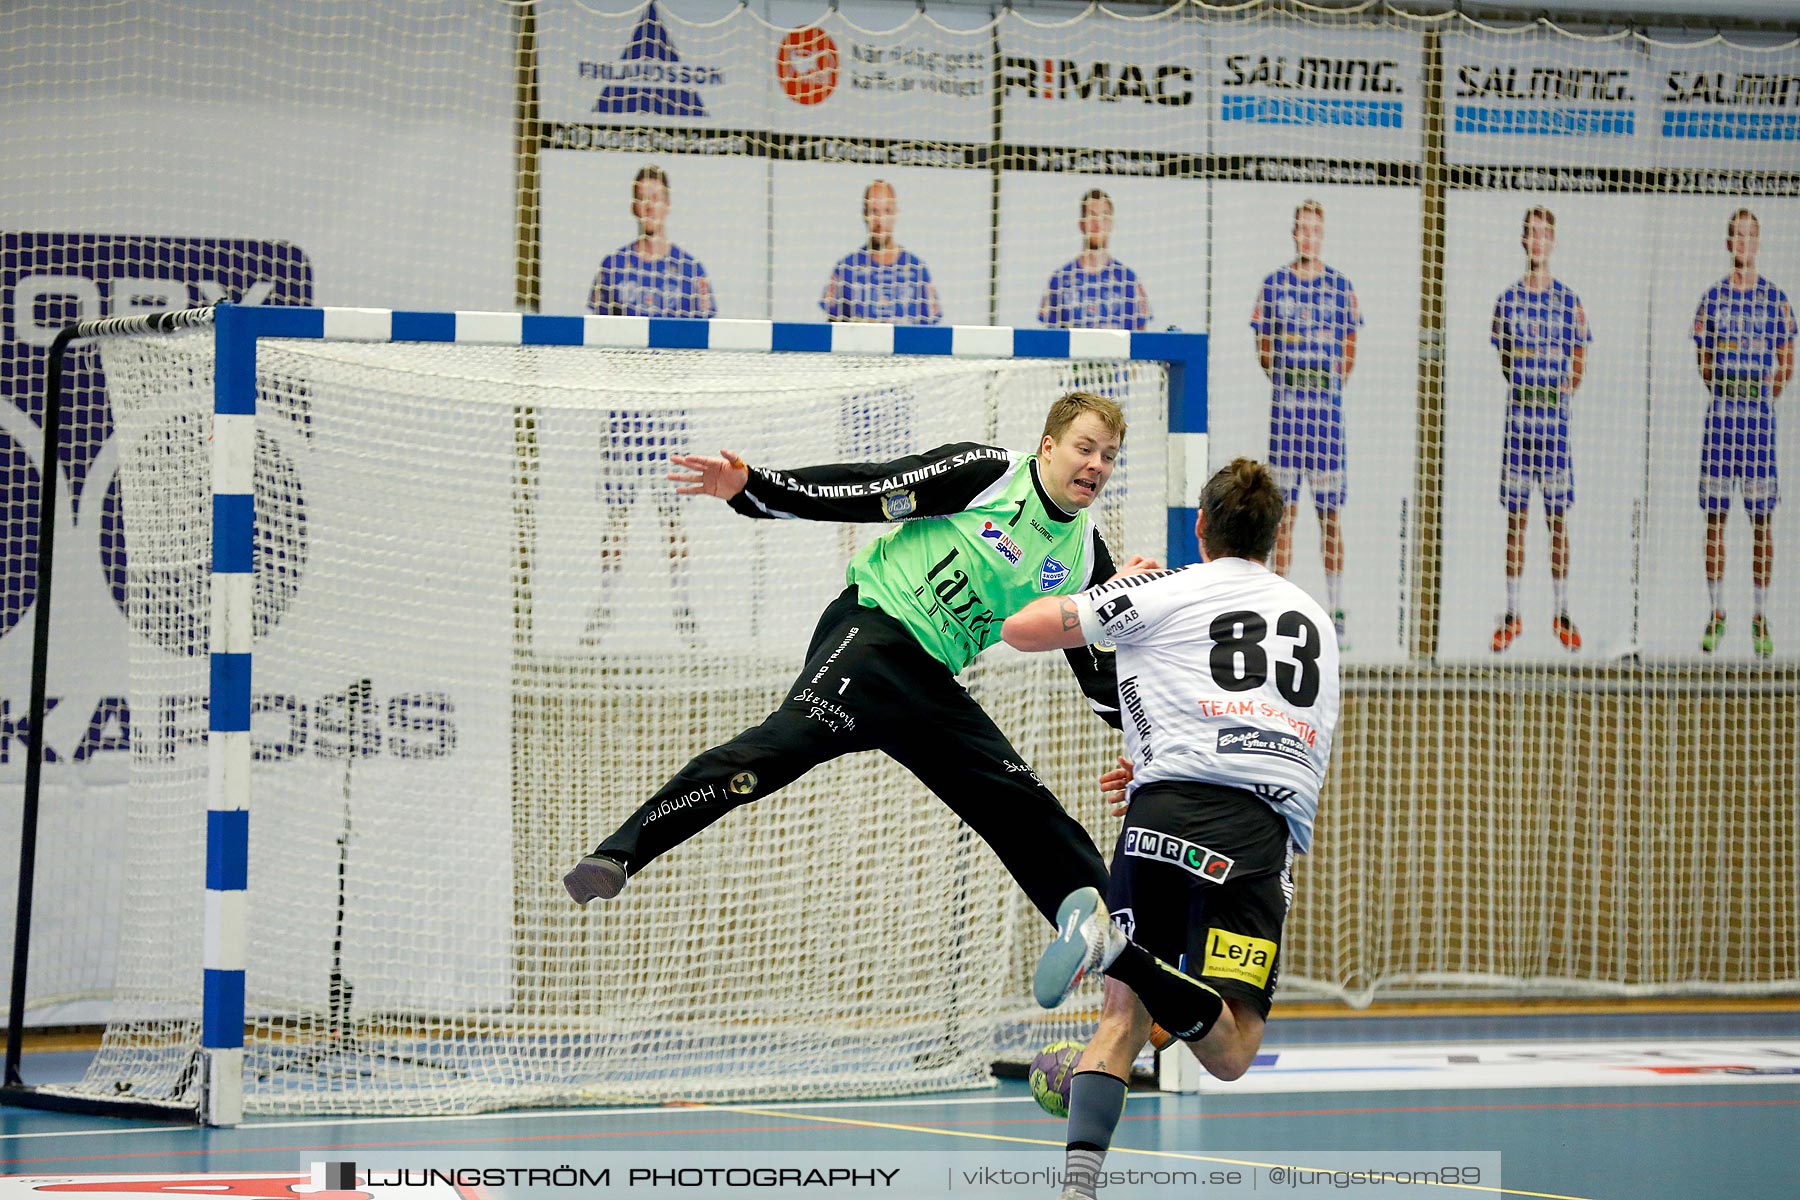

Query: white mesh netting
52 327 1165 1114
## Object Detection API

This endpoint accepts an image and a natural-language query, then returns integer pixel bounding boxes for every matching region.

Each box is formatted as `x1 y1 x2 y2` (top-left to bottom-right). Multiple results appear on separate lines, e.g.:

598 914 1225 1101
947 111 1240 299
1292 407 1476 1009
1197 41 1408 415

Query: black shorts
1105 780 1294 1019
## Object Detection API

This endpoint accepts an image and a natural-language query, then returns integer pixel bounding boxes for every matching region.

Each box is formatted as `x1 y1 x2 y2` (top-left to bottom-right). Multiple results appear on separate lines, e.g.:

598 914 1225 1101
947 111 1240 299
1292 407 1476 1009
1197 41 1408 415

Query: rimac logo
581 1 722 118
1002 57 1194 106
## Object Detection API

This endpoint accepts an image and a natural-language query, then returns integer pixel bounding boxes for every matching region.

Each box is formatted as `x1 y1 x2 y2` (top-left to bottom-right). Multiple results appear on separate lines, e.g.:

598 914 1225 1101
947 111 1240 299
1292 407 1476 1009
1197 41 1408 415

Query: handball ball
1028 1040 1085 1117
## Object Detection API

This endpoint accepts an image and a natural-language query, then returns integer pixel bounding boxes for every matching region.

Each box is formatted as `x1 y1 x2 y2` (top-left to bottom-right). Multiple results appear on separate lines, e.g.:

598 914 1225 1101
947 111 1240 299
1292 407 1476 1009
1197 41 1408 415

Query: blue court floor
3 1008 1796 1199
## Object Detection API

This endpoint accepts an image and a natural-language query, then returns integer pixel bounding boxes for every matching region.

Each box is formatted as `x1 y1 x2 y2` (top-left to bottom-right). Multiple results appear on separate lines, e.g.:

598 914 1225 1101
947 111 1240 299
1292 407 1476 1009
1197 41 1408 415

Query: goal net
47 312 1167 1118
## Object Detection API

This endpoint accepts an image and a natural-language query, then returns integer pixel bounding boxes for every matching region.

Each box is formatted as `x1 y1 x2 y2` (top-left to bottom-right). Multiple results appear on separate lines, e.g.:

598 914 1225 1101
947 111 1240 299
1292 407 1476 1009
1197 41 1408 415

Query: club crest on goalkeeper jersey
1072 558 1341 853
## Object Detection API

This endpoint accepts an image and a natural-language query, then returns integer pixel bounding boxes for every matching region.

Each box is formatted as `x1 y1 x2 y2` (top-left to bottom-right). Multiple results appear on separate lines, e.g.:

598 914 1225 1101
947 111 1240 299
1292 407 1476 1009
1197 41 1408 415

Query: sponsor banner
1438 193 1651 663
1655 41 1800 167
1206 183 1419 664
538 0 766 129
999 8 1205 153
996 172 1209 333
765 13 988 143
1444 30 1654 168
540 152 770 319
0 235 312 789
1178 1038 1800 1094
1640 196 1800 662
771 162 989 326
1209 22 1422 165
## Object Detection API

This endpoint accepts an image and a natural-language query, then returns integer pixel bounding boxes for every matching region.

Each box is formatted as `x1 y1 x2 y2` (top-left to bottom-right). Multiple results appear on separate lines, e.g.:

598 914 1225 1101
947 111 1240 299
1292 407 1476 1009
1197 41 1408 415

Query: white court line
0 1090 1102 1143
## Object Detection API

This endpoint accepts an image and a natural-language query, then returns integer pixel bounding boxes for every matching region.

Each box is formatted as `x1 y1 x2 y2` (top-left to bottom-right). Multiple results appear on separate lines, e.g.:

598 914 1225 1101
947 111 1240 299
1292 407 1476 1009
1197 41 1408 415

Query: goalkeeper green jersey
726 441 1120 715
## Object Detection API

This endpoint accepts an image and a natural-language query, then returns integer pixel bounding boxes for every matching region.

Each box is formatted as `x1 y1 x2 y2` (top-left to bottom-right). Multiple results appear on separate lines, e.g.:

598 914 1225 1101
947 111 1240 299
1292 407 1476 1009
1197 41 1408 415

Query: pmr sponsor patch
1216 725 1311 765
1122 826 1234 883
1094 592 1142 637
1203 928 1278 988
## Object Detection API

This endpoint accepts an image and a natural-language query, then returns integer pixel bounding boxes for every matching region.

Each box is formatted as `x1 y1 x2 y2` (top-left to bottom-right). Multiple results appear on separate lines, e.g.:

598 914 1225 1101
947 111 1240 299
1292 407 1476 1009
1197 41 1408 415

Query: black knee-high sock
1103 944 1224 1042
1064 1070 1128 1199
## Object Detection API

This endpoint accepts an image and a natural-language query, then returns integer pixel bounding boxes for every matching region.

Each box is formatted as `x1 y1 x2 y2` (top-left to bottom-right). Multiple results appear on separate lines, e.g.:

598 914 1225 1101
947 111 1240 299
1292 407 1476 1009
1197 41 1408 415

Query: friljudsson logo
580 0 722 118
1002 56 1194 106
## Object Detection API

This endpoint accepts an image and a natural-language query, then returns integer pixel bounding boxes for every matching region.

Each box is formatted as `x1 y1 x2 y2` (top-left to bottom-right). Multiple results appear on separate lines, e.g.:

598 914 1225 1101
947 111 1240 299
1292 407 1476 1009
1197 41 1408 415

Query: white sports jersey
1073 557 1341 852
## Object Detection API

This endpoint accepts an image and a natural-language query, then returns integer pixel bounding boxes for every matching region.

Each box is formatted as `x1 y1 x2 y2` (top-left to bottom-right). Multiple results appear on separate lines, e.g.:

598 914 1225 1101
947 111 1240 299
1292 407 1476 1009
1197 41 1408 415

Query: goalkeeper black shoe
1034 886 1126 1009
563 854 627 904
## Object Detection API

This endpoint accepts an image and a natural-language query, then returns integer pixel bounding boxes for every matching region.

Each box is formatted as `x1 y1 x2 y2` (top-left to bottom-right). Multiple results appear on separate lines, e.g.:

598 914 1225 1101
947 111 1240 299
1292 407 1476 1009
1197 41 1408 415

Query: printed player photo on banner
1642 198 1800 663
771 162 987 327
1208 182 1421 664
540 152 770 319
995 173 1206 335
1440 192 1652 663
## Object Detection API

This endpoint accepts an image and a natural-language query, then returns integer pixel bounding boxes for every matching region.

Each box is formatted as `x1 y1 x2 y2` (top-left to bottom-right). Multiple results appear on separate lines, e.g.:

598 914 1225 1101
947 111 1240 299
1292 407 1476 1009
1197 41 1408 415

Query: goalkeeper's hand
669 450 749 500
1099 754 1134 816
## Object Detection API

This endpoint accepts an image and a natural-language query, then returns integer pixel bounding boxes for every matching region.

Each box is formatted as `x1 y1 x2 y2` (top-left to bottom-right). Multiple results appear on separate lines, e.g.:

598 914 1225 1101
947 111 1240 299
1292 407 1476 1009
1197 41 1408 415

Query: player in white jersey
1004 458 1341 1200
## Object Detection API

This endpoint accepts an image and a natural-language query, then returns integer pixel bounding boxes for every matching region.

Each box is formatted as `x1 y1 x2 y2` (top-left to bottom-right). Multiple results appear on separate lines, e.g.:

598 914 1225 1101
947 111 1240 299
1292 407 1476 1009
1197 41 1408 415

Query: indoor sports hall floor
3 1003 1796 1199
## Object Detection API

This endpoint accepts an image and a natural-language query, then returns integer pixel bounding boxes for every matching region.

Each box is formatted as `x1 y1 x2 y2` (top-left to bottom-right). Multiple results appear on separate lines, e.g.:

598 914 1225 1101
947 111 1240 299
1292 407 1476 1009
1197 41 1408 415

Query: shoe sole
563 856 626 905
1034 887 1102 1009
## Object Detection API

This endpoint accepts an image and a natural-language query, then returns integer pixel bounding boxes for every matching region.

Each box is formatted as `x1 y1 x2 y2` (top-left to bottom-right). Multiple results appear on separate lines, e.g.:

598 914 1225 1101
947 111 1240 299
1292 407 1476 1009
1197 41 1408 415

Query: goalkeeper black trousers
595 584 1108 925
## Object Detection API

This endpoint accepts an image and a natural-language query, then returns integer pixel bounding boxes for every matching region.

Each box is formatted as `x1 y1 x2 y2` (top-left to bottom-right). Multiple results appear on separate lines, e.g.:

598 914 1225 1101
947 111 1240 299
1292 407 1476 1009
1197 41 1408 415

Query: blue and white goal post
6 304 1204 1126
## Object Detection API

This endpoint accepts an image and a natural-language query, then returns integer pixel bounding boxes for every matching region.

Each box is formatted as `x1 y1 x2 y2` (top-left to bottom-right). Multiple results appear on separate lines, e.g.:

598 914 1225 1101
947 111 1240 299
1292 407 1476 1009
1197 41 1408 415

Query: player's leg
1544 419 1579 649
1316 402 1348 641
1748 408 1778 657
1493 417 1529 652
1700 405 1731 650
882 691 1107 923
1057 978 1152 1200
885 700 1225 1040
1269 402 1302 576
583 410 641 646
566 587 888 901
1752 511 1774 657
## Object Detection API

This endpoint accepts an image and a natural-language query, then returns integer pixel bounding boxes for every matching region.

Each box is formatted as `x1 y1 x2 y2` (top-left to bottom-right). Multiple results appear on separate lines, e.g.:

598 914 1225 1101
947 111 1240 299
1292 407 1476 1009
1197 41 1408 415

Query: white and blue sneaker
1034 887 1127 1009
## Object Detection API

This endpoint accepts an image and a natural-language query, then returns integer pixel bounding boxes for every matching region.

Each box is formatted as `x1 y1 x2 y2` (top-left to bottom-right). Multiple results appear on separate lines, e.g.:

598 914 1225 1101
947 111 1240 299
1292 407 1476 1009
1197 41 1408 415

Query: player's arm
820 262 847 322
1338 286 1362 382
1567 343 1587 395
920 263 943 325
1492 305 1513 382
1003 554 1166 652
587 268 613 317
1694 302 1714 390
695 265 717 320
1257 334 1275 377
1056 531 1125 728
1134 280 1151 331
714 442 1014 523
1776 341 1795 400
